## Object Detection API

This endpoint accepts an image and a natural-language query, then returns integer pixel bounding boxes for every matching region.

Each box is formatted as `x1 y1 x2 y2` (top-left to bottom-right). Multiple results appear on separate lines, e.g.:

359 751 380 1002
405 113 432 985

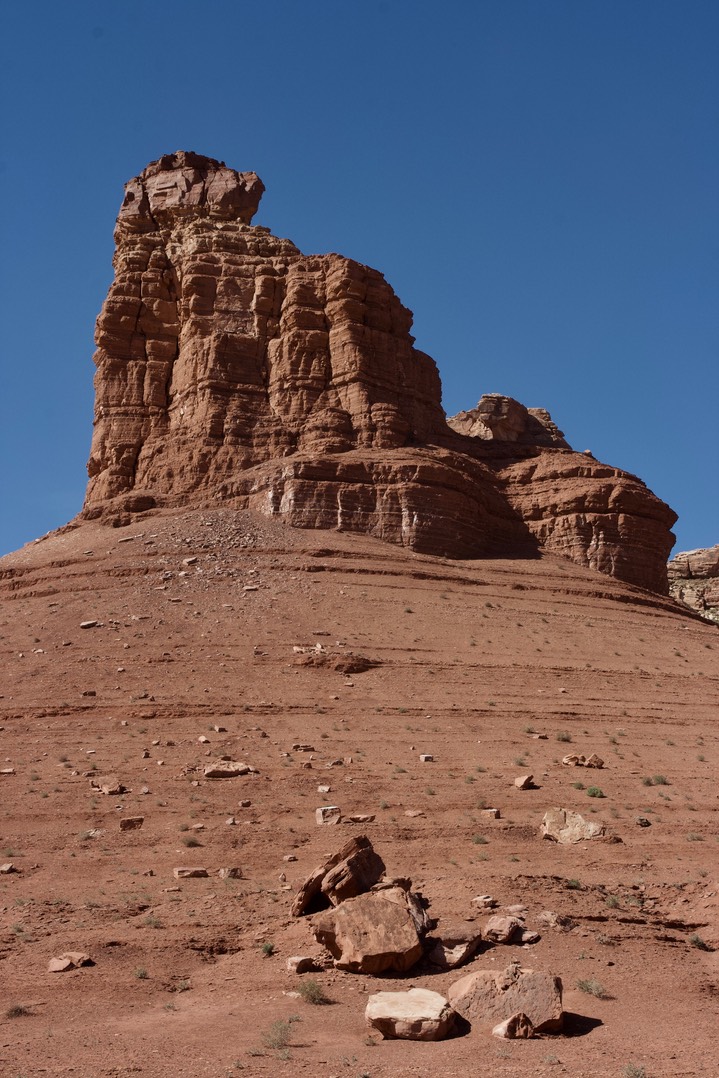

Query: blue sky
1 1 717 557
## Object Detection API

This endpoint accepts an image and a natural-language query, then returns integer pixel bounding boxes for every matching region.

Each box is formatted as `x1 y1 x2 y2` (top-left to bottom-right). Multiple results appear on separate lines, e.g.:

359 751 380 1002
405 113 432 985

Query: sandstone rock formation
82 151 677 592
668 546 719 624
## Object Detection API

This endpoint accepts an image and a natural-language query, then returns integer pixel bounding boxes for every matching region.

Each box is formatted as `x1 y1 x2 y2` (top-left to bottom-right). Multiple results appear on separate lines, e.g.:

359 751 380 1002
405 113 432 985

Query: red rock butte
83 151 676 592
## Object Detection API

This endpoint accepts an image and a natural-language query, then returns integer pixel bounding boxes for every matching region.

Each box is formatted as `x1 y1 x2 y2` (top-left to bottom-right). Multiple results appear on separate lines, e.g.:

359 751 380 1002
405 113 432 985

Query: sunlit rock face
83 152 676 592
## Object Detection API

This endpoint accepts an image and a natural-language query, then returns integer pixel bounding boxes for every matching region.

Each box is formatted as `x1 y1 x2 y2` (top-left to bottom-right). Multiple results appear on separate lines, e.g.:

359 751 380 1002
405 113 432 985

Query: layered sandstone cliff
668 546 719 624
82 151 677 592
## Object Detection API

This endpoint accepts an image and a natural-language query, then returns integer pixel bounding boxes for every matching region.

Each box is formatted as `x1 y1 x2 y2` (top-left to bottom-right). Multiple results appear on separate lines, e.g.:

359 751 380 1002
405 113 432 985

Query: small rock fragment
217 867 243 879
316 805 342 825
492 1012 535 1039
48 951 92 973
119 816 144 831
514 774 534 790
173 867 209 879
419 754 434 763
286 956 317 974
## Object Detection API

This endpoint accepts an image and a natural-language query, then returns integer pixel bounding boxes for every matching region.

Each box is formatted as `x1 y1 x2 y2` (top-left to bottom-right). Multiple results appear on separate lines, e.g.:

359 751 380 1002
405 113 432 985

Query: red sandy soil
1 508 717 1078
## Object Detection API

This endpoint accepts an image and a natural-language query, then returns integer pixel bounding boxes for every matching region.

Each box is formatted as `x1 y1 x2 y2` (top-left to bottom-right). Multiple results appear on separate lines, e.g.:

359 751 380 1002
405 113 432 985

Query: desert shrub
587 786 605 798
297 979 330 1005
577 977 609 998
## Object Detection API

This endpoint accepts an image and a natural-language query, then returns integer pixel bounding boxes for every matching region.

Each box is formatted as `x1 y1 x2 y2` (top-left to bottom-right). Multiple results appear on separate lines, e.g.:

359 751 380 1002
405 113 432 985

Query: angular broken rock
365 988 456 1041
541 807 606 844
315 805 341 825
492 1012 535 1039
203 761 251 778
471 894 498 911
0 862 19 874
173 867 209 878
291 835 385 916
484 915 523 944
427 924 483 969
90 775 126 795
313 887 424 974
448 961 563 1033
562 753 605 769
286 956 318 974
514 774 534 790
48 951 93 973
217 866 243 879
348 813 375 823
119 816 144 831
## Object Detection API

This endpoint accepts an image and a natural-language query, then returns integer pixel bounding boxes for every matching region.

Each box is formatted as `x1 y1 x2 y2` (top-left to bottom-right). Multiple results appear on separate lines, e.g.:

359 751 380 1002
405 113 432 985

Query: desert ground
1 508 717 1077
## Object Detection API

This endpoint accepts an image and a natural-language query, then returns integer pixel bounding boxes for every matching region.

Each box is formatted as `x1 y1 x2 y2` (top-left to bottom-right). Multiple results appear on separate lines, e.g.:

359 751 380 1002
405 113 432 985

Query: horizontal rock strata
82 151 677 592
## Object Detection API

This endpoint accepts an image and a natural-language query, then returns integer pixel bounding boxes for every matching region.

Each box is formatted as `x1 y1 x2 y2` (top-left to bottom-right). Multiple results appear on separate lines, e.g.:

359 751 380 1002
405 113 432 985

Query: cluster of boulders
289 837 565 1041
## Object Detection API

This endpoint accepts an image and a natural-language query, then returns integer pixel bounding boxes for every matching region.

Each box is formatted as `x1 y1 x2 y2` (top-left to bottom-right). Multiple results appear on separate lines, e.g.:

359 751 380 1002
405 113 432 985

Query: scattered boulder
471 895 498 911
562 753 604 769
427 924 483 969
0 862 19 874
541 807 606 844
365 988 456 1041
484 915 523 944
119 816 144 831
313 886 425 974
448 961 563 1033
203 761 251 778
514 774 534 790
217 866 243 879
90 775 126 795
173 867 209 879
48 951 93 973
492 1012 535 1039
286 956 319 974
291 835 385 916
315 805 342 825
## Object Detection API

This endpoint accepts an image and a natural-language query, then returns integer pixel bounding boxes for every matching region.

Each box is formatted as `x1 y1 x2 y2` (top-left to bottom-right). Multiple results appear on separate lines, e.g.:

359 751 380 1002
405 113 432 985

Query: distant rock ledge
668 546 719 623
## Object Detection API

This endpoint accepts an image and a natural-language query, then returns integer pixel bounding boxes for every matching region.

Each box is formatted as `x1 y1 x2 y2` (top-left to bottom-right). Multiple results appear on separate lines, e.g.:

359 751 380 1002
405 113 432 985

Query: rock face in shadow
82 151 677 592
668 546 719 624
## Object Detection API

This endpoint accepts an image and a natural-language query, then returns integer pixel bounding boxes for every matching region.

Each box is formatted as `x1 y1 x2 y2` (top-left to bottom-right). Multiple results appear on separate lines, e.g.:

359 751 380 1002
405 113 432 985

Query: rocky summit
84 151 675 592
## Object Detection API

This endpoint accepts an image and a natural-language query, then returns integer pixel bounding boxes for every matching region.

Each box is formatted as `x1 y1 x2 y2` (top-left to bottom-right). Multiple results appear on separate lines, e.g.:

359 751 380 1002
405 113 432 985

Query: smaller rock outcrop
668 546 719 624
448 961 563 1033
448 394 569 447
365 988 457 1041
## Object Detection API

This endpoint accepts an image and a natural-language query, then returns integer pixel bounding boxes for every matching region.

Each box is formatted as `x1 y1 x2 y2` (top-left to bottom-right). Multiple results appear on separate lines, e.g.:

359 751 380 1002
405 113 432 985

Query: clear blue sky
1 1 717 557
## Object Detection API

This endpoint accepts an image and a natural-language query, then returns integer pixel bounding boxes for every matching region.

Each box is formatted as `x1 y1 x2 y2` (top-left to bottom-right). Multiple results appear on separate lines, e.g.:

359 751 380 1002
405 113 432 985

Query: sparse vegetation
134 967 149 980
556 731 572 743
182 836 202 847
566 878 582 890
622 1065 647 1078
261 941 275 957
577 977 609 998
261 1019 293 1049
689 933 713 952
297 978 330 1004
5 1004 32 1018
587 786 605 798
